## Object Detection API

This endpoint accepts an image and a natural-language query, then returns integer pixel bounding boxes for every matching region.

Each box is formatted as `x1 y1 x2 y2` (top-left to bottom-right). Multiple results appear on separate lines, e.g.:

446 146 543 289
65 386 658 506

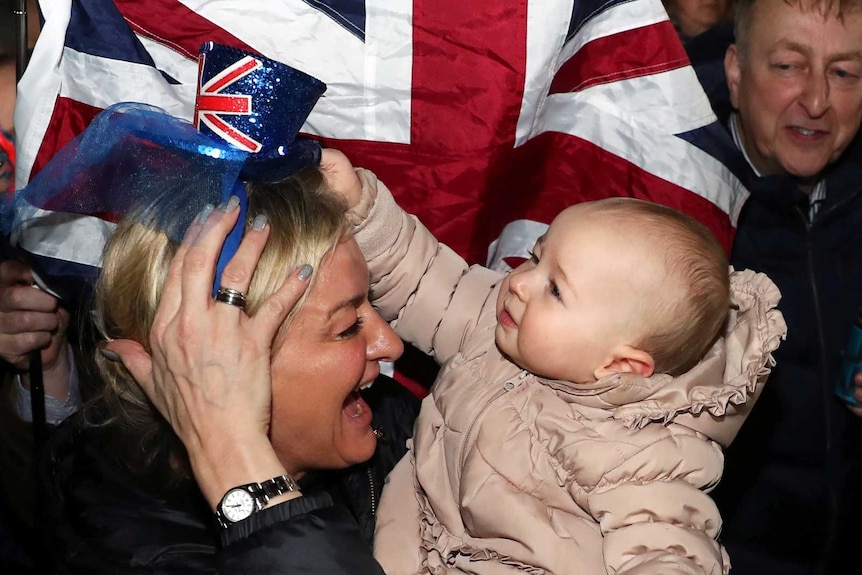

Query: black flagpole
14 0 29 82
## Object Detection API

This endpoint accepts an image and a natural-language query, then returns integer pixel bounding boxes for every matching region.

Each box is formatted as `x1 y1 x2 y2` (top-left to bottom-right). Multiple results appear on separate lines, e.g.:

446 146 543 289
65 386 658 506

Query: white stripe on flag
517 0 676 146
138 35 200 86
363 0 414 143
59 48 196 120
516 0 574 146
13 209 116 268
536 94 748 223
181 0 414 144
575 67 717 136
14 0 73 188
559 0 670 66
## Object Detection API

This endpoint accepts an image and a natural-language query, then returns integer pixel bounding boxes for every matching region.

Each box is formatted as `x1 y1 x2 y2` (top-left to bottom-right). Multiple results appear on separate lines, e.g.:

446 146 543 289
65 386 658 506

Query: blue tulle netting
2 102 248 245
0 103 251 299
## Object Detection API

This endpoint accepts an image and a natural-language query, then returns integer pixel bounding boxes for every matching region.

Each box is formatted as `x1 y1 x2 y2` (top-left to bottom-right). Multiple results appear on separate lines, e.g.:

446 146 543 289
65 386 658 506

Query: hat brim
239 136 322 182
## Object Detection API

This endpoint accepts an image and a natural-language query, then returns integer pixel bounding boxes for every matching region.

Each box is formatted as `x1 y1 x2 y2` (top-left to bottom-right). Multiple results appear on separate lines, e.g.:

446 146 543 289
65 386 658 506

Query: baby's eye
528 250 539 264
549 281 562 300
338 316 364 339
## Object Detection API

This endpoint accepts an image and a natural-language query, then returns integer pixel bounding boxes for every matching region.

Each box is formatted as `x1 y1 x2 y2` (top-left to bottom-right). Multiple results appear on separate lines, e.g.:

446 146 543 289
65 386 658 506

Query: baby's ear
593 346 655 379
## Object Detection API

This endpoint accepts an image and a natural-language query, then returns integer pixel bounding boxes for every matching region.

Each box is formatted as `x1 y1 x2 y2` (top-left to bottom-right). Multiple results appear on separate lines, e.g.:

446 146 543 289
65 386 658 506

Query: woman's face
269 236 403 476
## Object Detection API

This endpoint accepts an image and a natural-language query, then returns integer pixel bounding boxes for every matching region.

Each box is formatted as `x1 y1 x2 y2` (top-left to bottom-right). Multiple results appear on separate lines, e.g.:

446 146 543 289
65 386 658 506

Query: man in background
708 1 862 573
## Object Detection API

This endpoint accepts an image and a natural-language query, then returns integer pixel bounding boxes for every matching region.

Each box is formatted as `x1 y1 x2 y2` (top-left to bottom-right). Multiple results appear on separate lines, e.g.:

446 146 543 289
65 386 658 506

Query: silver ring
214 287 247 309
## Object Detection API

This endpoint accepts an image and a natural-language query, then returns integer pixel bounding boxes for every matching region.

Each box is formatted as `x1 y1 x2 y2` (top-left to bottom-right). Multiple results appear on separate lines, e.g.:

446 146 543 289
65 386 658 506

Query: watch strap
216 474 298 528
254 474 298 504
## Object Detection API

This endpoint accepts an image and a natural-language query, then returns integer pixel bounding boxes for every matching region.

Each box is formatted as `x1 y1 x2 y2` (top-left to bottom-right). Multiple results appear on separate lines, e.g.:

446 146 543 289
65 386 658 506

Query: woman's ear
593 346 655 379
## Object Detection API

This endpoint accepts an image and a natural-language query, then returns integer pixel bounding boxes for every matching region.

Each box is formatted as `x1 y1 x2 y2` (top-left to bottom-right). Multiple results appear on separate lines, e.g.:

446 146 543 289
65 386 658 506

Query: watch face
220 488 256 523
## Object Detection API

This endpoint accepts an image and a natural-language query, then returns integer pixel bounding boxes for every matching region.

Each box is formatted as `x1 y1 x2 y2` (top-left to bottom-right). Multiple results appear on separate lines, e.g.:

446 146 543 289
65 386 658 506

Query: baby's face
494 205 668 382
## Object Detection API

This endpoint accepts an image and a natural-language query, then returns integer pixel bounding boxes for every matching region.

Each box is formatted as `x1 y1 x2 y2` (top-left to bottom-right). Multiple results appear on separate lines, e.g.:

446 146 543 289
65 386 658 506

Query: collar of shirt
730 113 826 218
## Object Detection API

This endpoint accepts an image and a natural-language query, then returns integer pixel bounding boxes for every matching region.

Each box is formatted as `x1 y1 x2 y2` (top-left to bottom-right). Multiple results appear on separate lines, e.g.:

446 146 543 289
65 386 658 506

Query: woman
42 148 417 573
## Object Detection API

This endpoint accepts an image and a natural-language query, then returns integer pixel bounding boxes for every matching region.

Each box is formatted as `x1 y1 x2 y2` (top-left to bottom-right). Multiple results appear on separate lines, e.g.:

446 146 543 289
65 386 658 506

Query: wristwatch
215 474 298 528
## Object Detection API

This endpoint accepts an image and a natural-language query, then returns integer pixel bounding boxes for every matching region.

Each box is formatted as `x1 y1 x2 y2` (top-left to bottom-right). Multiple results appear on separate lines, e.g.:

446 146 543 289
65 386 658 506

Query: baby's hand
320 148 363 210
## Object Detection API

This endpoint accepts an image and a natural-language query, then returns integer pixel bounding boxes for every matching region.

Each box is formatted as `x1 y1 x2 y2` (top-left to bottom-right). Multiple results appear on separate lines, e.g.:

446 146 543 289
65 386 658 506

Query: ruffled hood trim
540 268 786 447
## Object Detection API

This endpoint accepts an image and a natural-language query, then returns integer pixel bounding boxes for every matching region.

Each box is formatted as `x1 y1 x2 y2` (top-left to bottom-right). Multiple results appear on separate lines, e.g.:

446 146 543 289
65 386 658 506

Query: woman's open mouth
342 390 373 426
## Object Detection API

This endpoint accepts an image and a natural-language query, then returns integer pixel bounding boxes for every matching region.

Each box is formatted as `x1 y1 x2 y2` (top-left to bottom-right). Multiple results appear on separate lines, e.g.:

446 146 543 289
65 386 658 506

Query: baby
331 154 785 575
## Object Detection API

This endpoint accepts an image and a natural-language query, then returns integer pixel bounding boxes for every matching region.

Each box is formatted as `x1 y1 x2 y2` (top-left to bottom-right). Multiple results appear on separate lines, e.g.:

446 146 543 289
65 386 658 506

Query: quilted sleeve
351 169 502 364
590 480 729 575
552 420 730 575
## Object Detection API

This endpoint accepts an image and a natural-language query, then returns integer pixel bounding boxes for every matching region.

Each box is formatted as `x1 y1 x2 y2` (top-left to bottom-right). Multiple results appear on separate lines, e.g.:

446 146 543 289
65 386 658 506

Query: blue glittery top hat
0 45 328 301
194 42 327 182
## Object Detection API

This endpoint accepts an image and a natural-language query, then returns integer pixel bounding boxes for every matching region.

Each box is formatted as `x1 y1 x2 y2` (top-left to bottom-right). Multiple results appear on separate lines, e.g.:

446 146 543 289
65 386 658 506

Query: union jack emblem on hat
194 42 327 182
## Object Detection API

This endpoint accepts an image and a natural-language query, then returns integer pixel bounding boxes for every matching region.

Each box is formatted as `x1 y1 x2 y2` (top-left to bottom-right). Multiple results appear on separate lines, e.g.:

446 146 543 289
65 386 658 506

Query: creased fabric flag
15 0 748 279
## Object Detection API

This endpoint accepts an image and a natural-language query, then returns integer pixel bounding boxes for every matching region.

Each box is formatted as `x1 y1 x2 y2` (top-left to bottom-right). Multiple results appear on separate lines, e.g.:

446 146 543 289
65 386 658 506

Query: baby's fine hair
584 198 730 376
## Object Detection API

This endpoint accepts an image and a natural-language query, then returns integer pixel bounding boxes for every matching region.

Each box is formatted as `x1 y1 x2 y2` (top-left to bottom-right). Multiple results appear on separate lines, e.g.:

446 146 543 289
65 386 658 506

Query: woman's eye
528 250 539 264
338 316 364 339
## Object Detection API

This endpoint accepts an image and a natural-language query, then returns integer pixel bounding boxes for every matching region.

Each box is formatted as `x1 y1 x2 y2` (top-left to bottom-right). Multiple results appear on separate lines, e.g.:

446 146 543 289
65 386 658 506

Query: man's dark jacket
40 375 419 574
689 31 862 575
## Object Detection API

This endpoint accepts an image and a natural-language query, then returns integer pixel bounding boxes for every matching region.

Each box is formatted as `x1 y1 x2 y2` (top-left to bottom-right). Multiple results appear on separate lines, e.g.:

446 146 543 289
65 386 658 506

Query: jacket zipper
366 466 377 517
795 204 837 570
458 380 518 472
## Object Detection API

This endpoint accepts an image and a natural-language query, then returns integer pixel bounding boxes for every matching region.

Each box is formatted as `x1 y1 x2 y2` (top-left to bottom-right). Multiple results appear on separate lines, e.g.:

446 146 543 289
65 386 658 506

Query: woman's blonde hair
89 167 349 489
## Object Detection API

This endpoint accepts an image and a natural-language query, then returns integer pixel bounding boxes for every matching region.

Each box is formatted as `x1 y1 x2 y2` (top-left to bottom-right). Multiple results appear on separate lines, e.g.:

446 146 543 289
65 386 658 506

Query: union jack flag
195 53 264 153
15 0 747 276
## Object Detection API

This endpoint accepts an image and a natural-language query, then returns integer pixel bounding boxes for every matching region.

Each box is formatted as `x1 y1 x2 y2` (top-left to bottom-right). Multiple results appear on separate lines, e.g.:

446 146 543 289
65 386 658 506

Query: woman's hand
320 148 363 209
104 201 311 508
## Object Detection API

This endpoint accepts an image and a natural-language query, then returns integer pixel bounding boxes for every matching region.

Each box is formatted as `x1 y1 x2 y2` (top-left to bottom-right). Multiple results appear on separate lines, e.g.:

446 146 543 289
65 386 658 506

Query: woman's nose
367 311 404 363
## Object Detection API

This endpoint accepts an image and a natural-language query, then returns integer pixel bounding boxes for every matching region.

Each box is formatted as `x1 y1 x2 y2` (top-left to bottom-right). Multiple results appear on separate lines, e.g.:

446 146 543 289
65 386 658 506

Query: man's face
725 0 862 179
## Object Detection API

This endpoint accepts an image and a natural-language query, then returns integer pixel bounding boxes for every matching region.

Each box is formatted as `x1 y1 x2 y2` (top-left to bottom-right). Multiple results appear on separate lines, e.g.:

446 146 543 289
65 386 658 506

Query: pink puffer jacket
351 170 787 575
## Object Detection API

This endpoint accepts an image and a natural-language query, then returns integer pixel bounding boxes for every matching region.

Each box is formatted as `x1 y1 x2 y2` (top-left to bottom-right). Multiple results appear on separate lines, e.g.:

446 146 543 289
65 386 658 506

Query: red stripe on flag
319 131 733 264
114 0 256 59
411 0 527 152
31 98 103 180
550 20 689 94
478 131 734 252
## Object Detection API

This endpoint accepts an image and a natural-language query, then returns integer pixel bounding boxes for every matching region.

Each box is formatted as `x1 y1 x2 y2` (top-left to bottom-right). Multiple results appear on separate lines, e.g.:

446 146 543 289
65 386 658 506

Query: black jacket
688 33 862 574
41 375 420 574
